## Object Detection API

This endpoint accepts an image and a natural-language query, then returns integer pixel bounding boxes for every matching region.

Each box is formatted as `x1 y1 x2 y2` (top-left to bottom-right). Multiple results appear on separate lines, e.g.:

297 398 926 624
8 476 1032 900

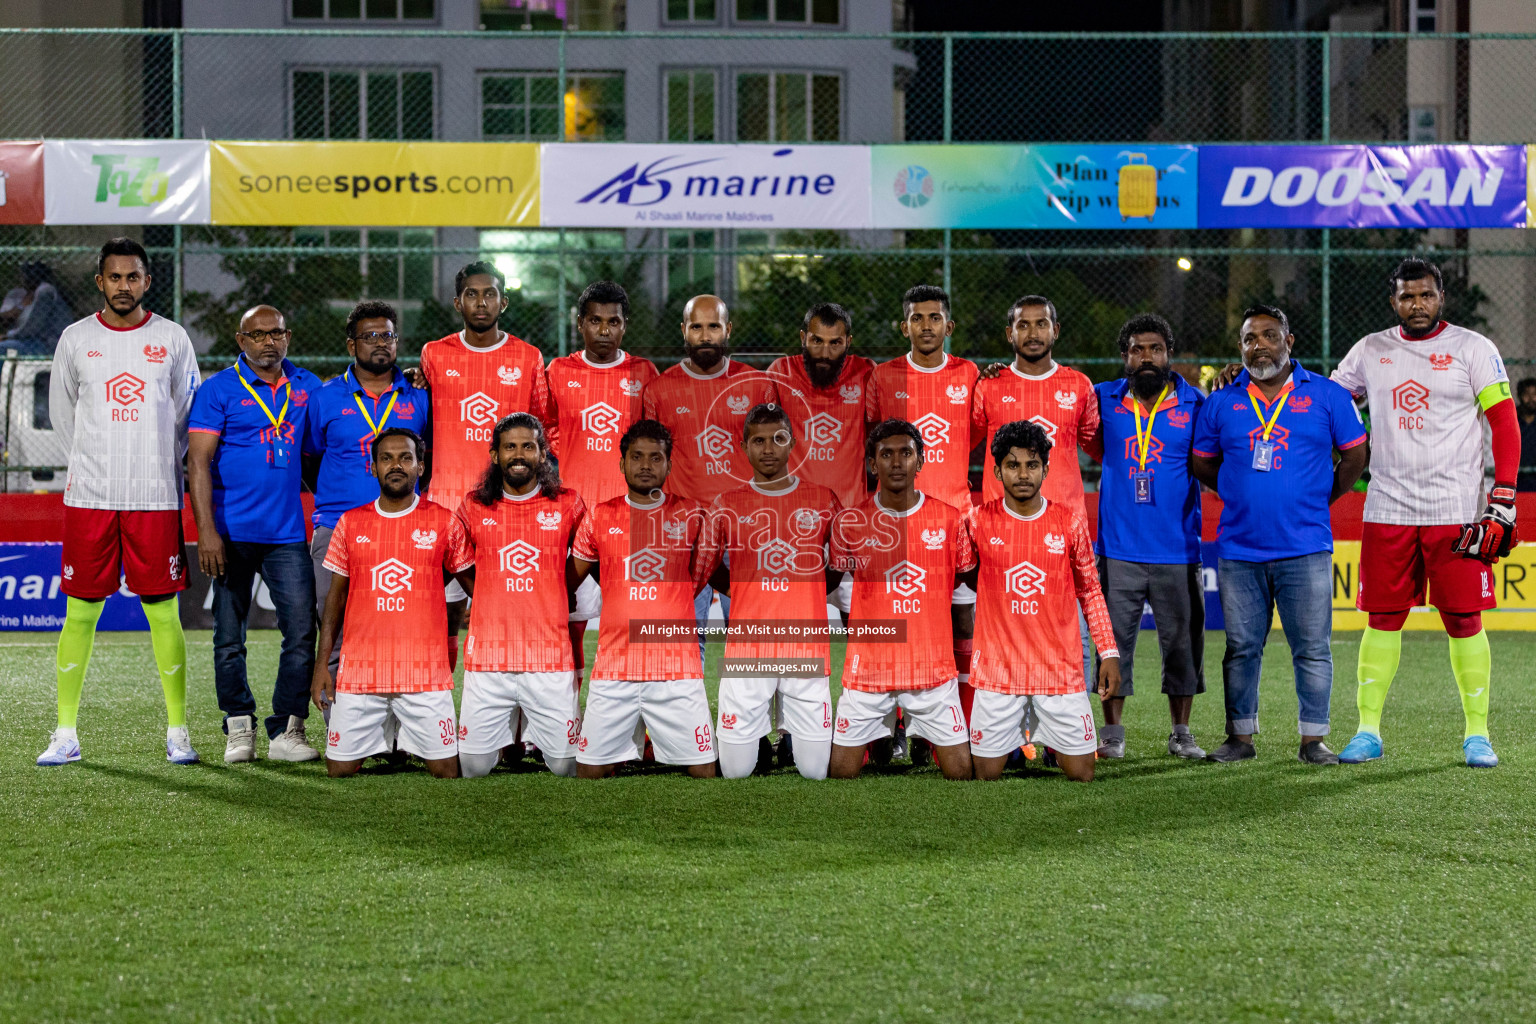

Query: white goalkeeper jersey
50 310 200 511
1332 321 1510 527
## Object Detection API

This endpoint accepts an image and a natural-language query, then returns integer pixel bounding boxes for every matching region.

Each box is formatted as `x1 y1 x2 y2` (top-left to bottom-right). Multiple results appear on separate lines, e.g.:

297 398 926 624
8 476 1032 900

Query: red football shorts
60 506 188 600
1356 522 1495 614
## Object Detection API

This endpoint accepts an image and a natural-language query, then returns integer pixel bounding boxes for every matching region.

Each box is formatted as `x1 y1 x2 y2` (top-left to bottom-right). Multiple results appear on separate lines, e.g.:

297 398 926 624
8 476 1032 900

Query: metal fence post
172 29 184 326
1319 32 1330 366
942 35 953 143
557 32 567 355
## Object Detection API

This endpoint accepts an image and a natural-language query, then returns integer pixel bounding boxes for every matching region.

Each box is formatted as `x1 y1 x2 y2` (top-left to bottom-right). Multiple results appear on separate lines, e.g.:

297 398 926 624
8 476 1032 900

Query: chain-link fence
6 27 1536 489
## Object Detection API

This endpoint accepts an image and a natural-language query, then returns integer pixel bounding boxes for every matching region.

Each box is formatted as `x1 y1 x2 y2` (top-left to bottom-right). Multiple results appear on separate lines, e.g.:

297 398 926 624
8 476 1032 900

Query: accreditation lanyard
1130 385 1169 504
1248 388 1289 472
236 364 292 468
349 370 398 468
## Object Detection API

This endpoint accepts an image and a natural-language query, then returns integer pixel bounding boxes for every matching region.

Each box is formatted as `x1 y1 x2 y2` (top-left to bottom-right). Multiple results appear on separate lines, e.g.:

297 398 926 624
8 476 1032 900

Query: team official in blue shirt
303 300 430 634
1191 304 1369 766
188 304 324 764
1091 314 1208 761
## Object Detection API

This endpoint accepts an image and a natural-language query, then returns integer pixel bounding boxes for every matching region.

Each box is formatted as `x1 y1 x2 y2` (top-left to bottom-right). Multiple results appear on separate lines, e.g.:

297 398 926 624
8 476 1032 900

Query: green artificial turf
3 629 1534 1023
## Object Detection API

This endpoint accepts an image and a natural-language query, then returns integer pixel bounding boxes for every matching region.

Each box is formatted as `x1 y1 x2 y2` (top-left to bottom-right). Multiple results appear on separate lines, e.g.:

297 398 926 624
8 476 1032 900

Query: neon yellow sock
56 597 104 728
141 597 188 729
1448 630 1491 740
1355 626 1401 737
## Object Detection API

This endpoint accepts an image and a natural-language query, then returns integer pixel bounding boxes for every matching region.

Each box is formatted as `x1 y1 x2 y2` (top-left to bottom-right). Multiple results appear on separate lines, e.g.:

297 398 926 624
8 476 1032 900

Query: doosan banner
43 139 210 225
871 144 1198 229
1199 145 1526 228
539 143 872 228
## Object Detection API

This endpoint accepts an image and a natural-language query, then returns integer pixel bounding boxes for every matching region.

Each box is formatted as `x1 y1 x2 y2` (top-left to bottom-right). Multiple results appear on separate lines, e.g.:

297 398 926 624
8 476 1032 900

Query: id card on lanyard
349 369 398 471
236 364 292 468
1249 389 1288 472
1131 385 1169 504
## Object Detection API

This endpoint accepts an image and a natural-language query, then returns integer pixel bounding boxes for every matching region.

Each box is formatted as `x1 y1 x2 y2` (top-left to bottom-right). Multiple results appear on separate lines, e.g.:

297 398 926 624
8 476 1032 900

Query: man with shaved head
642 294 779 661
188 304 326 763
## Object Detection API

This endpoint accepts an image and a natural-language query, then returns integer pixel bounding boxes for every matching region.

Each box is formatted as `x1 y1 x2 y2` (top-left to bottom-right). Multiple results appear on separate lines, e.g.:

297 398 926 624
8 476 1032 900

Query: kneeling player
702 404 842 780
569 420 716 778
311 429 471 778
828 420 976 781
969 421 1120 782
453 413 586 778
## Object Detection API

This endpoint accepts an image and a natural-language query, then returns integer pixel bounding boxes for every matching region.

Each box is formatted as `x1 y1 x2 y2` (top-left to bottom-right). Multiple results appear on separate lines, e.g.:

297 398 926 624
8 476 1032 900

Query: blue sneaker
1338 731 1383 763
1464 735 1498 768
37 730 82 766
166 726 200 765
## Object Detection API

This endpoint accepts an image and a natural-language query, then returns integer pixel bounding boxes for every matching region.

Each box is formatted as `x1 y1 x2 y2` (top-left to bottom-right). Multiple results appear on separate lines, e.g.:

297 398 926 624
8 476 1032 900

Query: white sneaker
267 716 320 762
166 726 200 765
37 729 82 767
224 715 257 763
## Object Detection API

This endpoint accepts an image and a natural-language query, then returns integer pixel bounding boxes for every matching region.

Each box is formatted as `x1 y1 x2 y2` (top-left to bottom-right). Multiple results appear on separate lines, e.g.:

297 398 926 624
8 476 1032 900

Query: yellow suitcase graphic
1118 153 1157 221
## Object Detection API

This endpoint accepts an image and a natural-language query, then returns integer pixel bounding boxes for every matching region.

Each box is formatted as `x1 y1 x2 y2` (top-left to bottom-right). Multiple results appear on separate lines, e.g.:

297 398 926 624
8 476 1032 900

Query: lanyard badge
1248 389 1289 472
1130 385 1168 505
351 373 399 470
237 365 292 468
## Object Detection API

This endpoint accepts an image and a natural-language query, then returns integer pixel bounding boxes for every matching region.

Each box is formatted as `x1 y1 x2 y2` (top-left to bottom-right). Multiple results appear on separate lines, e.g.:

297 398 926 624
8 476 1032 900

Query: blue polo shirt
1191 361 1366 562
188 354 323 545
305 365 430 529
1094 374 1204 564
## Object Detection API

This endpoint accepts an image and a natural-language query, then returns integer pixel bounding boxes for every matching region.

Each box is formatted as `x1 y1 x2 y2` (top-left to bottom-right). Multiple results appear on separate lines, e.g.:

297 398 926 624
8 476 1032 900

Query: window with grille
665 0 718 21
734 0 839 25
481 73 625 141
665 70 717 142
291 68 434 140
735 71 840 142
291 0 436 22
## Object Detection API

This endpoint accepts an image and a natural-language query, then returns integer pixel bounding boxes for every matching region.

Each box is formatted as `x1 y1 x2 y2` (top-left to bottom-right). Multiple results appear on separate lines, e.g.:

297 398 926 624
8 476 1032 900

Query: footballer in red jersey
544 281 660 674
827 420 976 781
569 419 717 779
311 429 474 779
698 404 843 781
766 303 875 510
452 413 586 779
862 285 982 753
968 420 1121 782
418 261 553 655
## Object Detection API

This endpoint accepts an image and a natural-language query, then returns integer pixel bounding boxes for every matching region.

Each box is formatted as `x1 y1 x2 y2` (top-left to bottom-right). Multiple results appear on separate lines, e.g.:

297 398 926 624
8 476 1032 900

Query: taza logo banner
1198 145 1526 228
43 140 210 225
540 143 871 228
0 142 45 225
871 144 1198 229
210 141 540 226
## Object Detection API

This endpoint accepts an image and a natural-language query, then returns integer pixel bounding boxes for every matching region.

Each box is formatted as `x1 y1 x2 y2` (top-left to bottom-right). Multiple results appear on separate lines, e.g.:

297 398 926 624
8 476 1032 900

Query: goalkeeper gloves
1454 486 1518 564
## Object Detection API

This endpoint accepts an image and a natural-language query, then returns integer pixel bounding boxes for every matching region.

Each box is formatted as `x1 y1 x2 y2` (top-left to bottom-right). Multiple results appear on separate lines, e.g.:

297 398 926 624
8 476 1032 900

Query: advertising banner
43 140 210 225
0 544 148 630
1199 145 1526 228
540 143 871 228
0 141 45 225
872 144 1198 229
210 141 540 226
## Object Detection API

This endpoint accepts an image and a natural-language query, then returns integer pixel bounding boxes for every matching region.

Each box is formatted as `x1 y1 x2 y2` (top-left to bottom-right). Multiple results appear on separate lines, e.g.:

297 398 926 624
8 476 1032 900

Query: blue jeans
212 539 317 739
1217 552 1333 737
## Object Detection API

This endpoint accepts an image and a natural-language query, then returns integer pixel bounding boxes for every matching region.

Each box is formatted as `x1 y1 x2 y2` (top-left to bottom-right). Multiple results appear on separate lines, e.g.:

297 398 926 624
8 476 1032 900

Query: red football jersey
322 497 473 694
972 362 1099 513
453 486 586 673
545 350 659 508
700 477 840 665
767 353 875 509
572 493 711 682
830 492 976 693
969 498 1116 695
864 353 980 510
641 359 779 504
419 331 552 507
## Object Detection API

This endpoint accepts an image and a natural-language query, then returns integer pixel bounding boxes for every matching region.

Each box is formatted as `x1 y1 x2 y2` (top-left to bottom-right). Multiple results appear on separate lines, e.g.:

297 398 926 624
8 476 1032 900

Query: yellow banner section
1330 540 1536 631
210 141 539 226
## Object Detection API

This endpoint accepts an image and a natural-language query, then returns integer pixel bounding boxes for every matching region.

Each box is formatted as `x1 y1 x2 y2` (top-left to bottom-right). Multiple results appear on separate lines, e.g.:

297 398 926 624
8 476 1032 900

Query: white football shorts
716 675 832 745
460 670 580 757
445 577 468 603
569 574 602 622
832 677 968 749
326 690 458 762
576 677 715 766
968 688 1097 758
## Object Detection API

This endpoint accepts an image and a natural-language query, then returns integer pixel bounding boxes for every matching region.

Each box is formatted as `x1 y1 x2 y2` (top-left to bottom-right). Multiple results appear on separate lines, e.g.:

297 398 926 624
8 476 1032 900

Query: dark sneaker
775 732 796 770
1298 740 1339 765
755 735 776 775
1206 739 1257 763
1167 731 1206 760
1096 737 1126 758
910 737 933 767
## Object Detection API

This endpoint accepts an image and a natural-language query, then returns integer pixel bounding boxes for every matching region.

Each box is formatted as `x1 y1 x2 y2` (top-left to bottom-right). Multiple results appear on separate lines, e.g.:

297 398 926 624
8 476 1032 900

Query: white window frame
289 66 437 140
479 71 626 142
664 68 719 142
732 68 843 143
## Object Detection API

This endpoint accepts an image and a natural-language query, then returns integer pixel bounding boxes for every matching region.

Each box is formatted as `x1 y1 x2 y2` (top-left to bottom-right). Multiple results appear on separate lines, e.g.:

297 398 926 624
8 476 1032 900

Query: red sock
448 634 459 672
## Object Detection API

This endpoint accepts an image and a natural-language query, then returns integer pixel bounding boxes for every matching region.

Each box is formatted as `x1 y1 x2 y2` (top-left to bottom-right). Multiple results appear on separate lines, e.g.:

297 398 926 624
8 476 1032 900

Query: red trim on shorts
94 310 152 332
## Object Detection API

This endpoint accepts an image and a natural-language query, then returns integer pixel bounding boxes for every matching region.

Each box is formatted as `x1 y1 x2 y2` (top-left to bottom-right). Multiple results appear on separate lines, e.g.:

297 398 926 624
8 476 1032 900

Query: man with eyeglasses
187 305 325 763
304 301 431 680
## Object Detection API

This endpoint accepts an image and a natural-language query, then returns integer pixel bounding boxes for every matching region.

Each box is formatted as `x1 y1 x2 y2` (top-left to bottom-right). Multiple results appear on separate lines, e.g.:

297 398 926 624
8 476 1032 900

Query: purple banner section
1199 145 1526 228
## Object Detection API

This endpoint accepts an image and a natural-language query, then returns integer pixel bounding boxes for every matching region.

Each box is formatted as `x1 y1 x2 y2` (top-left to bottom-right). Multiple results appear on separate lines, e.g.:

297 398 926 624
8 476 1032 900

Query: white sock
167 725 187 740
718 740 759 779
459 750 501 778
55 726 78 741
793 737 831 781
543 754 577 778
